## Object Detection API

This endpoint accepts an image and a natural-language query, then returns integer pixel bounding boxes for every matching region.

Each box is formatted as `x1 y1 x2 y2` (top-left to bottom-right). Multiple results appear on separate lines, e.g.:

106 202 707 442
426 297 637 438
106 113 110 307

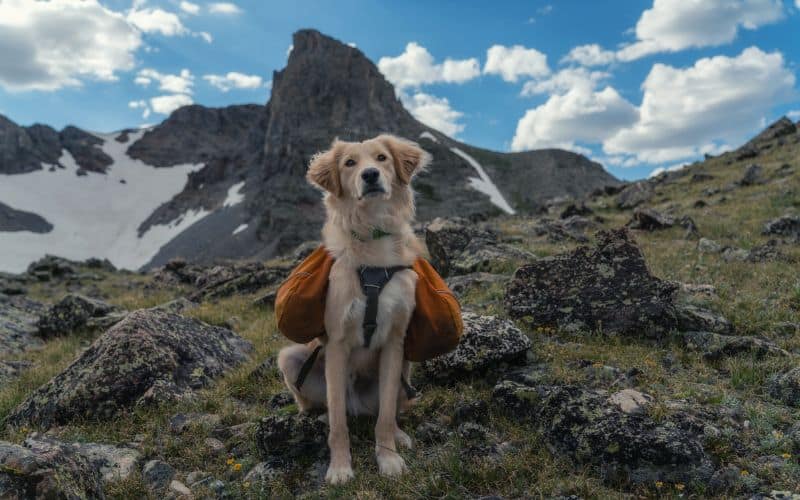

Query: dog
277 134 431 484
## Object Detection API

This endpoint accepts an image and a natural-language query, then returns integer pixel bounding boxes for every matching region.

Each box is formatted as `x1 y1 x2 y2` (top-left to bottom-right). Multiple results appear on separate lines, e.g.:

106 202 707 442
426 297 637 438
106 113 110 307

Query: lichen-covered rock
768 367 800 407
254 414 327 468
26 255 77 281
628 208 675 230
492 381 714 487
6 309 252 428
142 459 175 491
419 312 531 383
676 304 733 334
0 438 105 499
560 203 593 219
533 217 590 243
446 273 508 297
0 294 45 356
681 331 789 360
36 294 124 339
505 229 679 336
746 240 794 263
23 435 140 485
425 217 531 277
0 360 32 384
763 215 800 242
616 182 654 209
739 164 764 186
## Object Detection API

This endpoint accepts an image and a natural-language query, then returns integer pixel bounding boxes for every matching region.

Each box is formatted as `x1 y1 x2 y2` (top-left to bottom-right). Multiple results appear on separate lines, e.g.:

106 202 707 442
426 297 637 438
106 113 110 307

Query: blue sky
1 0 798 180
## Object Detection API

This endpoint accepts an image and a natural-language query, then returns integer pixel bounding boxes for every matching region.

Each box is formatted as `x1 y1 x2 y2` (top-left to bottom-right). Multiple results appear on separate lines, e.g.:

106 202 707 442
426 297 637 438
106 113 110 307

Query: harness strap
295 344 322 390
358 265 411 348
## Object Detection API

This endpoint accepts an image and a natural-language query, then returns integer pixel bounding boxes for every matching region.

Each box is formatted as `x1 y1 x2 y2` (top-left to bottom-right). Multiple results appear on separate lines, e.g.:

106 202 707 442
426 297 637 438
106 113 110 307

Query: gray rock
616 182 654 209
0 359 32 384
445 272 507 297
151 297 197 315
676 304 733 334
607 389 653 415
492 381 714 488
0 438 104 499
763 215 800 242
698 238 723 253
419 312 531 383
169 412 222 435
243 462 280 484
254 414 327 469
26 255 77 281
168 479 192 497
143 459 175 491
36 293 123 339
505 228 679 336
204 437 225 455
560 203 593 219
533 217 590 243
768 367 800 407
627 208 674 231
7 309 252 428
0 294 45 356
681 331 788 360
739 164 764 186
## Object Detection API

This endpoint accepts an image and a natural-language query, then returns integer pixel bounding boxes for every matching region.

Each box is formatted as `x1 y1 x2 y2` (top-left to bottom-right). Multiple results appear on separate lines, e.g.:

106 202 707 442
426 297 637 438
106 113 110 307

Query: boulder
142 459 175 491
691 173 714 183
0 294 45 356
254 414 327 468
560 203 593 219
616 182 654 209
419 312 532 383
0 439 104 499
425 217 531 277
492 381 714 487
6 309 252 428
445 272 508 297
505 229 679 336
628 208 674 231
36 294 124 339
533 217 590 243
746 240 793 263
26 255 77 281
763 215 800 242
698 238 723 254
675 304 733 334
768 367 800 407
738 164 764 186
680 331 788 360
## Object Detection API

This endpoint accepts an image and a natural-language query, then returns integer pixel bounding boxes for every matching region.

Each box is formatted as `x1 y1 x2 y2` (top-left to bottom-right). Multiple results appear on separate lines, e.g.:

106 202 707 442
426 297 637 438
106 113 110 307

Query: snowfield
0 130 207 273
450 147 515 215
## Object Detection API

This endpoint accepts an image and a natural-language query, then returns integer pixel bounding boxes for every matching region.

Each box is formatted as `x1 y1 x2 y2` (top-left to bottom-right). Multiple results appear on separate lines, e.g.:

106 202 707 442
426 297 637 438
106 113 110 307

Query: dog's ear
307 141 343 196
378 135 431 185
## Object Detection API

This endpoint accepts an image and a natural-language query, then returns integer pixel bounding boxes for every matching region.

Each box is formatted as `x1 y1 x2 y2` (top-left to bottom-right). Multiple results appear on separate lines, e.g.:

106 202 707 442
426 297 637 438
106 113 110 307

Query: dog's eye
344 159 356 167
376 154 387 162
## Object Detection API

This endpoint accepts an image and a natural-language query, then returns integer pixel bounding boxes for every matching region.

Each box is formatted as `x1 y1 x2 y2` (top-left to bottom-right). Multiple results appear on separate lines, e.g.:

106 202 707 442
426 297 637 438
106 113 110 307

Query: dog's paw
394 427 413 449
376 450 407 477
325 464 354 485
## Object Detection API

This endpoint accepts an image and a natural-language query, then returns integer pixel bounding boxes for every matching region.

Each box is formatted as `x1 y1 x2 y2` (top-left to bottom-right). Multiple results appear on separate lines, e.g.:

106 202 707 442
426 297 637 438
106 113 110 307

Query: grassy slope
1 133 798 499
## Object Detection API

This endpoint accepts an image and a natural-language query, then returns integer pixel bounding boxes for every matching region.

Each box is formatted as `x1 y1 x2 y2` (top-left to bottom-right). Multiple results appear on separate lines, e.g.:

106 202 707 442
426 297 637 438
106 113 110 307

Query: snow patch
449 147 515 215
232 223 248 235
224 181 245 207
419 131 439 143
0 131 206 273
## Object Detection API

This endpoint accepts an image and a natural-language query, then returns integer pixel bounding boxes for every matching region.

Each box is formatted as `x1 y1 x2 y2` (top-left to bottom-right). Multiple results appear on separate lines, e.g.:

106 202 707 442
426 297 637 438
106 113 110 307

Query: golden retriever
277 134 430 484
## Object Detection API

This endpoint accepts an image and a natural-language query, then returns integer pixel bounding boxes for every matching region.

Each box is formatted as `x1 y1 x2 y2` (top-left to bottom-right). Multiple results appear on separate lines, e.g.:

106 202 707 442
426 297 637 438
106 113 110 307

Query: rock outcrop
0 294 45 356
6 309 252 428
36 294 125 339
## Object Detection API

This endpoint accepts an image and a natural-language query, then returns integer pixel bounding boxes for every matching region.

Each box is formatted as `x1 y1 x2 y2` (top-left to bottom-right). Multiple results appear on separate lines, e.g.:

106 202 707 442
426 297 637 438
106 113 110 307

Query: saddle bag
274 245 463 362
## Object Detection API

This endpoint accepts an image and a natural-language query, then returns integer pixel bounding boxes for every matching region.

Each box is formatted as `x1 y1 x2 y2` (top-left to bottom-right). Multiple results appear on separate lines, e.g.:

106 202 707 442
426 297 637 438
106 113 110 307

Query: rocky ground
1 118 799 498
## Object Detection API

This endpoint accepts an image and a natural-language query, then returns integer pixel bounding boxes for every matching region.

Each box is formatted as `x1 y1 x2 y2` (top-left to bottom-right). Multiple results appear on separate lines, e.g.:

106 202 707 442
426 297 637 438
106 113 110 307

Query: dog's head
306 135 430 204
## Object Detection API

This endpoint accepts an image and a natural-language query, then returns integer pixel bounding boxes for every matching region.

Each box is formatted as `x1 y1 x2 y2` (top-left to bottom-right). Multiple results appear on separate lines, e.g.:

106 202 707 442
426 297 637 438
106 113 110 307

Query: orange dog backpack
275 246 463 362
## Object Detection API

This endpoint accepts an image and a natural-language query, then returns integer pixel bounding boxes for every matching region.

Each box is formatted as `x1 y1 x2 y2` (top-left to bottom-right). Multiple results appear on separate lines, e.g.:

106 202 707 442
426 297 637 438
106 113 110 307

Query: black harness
294 264 417 399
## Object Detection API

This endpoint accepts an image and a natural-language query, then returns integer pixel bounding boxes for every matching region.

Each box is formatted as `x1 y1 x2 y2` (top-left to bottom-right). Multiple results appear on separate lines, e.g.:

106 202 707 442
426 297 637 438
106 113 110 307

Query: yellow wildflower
226 457 235 465
675 483 685 491
781 453 791 459
234 463 242 472
655 481 664 489
740 470 749 476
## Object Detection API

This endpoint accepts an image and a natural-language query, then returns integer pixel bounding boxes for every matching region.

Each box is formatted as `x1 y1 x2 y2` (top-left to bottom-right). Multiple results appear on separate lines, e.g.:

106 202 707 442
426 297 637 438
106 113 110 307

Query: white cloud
561 44 616 66
128 99 151 119
126 7 187 36
378 42 480 89
511 83 638 152
401 92 466 137
0 0 141 91
605 47 796 163
150 94 193 115
483 45 550 82
521 67 610 96
179 1 200 14
209 2 242 14
197 31 212 43
617 0 784 61
135 68 194 94
203 72 264 91
787 110 800 121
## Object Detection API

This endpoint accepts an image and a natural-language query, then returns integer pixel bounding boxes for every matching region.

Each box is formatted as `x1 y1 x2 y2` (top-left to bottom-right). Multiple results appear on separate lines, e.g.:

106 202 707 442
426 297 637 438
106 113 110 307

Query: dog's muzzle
360 167 386 198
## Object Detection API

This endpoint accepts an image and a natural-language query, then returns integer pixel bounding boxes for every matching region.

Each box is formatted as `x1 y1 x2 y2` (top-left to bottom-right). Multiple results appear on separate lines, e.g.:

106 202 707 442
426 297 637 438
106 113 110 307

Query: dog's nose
361 168 380 184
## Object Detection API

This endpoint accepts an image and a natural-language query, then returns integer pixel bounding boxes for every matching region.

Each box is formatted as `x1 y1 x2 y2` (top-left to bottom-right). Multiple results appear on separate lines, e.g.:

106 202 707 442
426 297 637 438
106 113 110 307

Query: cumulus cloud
521 67 610 96
179 1 200 14
617 0 784 61
788 110 800 121
0 0 141 91
203 72 265 91
150 94 193 115
561 44 616 66
128 99 151 119
126 7 187 36
512 84 638 152
401 92 466 137
605 47 796 163
483 45 550 82
378 42 480 89
135 68 194 94
209 2 242 15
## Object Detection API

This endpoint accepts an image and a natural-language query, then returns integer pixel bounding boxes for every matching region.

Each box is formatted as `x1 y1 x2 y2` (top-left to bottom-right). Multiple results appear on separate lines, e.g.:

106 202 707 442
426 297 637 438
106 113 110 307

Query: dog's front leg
375 333 407 477
324 338 354 484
